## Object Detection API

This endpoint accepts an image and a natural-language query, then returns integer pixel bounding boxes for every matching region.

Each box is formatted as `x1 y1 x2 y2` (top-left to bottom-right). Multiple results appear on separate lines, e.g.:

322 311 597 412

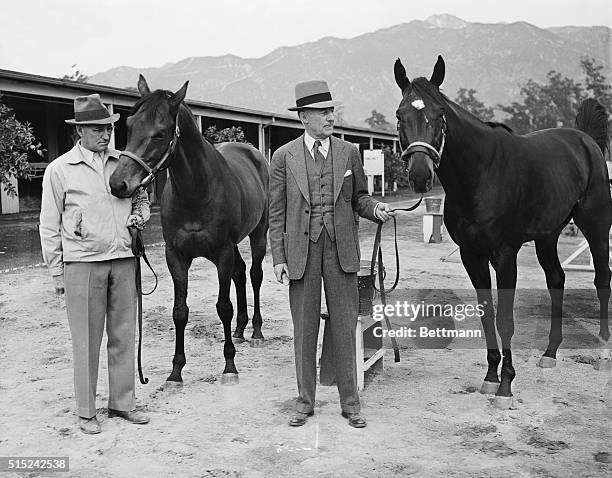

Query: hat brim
288 100 341 111
65 113 120 125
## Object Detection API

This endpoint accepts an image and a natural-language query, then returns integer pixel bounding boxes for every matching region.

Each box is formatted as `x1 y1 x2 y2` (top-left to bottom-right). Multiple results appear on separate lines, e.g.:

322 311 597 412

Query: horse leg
459 247 500 394
534 235 565 368
214 245 239 384
491 246 519 409
573 210 612 344
165 246 193 384
248 220 267 346
231 245 248 344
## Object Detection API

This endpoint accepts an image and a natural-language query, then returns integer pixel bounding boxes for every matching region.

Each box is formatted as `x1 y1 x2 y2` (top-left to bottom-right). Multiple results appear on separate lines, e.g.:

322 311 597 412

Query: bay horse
393 56 611 408
109 76 269 385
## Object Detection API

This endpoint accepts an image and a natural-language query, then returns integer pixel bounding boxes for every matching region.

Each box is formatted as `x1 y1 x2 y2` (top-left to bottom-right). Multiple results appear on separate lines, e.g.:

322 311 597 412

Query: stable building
0 69 399 214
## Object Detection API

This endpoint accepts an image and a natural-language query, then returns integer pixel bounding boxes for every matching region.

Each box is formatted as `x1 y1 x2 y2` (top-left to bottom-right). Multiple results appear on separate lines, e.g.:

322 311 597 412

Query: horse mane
130 90 172 118
410 77 513 133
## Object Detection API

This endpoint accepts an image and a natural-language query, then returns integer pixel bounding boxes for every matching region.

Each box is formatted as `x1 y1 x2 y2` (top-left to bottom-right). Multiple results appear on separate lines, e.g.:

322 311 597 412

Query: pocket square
343 170 353 178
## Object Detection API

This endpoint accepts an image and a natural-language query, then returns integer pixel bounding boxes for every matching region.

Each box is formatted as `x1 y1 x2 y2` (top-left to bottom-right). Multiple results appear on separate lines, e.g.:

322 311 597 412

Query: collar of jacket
66 142 120 165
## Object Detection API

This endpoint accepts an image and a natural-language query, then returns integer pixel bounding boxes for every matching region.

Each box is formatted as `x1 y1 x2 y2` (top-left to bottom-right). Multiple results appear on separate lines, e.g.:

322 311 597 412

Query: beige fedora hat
65 94 120 125
288 80 341 111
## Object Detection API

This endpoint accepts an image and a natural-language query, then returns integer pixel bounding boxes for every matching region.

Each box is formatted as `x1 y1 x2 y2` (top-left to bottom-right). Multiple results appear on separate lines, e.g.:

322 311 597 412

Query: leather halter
120 111 181 189
399 115 446 169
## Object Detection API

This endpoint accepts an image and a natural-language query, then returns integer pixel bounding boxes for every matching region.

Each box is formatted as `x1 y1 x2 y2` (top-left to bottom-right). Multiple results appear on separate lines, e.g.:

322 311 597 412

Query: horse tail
575 98 609 155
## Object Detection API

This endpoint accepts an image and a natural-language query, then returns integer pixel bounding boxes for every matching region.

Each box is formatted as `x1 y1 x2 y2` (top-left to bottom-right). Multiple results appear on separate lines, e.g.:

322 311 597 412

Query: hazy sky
1 0 610 78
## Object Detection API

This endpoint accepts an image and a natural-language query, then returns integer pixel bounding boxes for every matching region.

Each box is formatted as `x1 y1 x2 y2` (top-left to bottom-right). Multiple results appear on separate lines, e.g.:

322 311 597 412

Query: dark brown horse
109 76 269 385
394 56 611 408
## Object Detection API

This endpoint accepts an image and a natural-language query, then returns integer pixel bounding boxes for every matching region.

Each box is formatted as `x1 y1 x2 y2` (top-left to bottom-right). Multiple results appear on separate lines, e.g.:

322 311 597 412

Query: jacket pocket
341 176 353 202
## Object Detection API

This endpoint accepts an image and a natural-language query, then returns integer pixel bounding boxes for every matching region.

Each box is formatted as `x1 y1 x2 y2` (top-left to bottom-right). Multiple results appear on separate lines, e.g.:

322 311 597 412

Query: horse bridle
398 115 447 169
120 111 181 190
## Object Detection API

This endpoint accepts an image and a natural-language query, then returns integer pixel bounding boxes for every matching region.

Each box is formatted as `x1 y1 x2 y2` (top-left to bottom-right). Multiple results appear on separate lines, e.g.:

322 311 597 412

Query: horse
109 75 269 385
393 55 611 408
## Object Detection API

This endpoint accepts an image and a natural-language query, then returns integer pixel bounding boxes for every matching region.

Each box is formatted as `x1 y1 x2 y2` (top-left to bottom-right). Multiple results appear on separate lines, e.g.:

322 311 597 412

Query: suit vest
304 142 335 242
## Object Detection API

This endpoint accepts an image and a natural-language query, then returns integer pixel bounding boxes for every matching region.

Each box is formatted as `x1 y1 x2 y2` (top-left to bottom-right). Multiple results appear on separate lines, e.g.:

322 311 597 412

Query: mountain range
89 14 611 127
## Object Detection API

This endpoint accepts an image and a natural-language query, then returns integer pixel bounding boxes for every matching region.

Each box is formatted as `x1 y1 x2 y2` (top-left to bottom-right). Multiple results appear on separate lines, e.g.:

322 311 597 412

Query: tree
365 110 393 131
61 64 89 83
0 96 44 196
382 146 410 188
454 88 495 121
497 57 611 134
203 125 247 143
581 56 612 113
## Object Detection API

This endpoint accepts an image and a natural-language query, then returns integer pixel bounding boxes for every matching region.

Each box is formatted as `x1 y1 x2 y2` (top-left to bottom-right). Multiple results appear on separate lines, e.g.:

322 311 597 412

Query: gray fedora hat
65 94 120 125
288 80 341 111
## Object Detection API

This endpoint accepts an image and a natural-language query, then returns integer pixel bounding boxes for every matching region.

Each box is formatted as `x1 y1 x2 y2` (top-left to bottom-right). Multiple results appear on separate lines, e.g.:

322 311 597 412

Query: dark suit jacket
269 134 378 280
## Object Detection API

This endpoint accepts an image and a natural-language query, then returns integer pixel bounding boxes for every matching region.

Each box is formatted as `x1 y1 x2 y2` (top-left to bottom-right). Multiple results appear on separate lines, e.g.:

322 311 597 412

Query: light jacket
39 143 139 277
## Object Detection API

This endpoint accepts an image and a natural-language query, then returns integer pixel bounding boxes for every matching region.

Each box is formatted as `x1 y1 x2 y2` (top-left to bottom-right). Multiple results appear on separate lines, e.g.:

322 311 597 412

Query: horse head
394 55 447 193
109 75 188 198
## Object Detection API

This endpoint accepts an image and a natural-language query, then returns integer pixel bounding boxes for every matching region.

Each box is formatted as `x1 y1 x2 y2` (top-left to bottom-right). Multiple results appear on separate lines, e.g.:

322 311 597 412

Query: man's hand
53 274 64 295
274 263 290 285
375 203 397 222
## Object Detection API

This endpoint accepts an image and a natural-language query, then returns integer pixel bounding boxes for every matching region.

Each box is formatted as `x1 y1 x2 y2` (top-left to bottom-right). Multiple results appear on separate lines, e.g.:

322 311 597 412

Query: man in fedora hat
269 80 396 428
40 94 150 434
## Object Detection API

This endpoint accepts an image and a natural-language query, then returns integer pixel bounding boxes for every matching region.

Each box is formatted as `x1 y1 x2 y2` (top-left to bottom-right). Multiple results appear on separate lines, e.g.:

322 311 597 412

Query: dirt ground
0 197 611 477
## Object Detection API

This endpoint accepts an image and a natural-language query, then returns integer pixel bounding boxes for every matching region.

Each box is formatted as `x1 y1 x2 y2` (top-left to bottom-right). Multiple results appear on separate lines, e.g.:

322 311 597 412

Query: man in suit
269 80 395 428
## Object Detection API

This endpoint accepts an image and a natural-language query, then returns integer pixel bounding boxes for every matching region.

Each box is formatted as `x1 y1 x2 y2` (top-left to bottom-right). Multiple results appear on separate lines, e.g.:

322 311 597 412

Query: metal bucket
357 260 378 316
425 197 442 213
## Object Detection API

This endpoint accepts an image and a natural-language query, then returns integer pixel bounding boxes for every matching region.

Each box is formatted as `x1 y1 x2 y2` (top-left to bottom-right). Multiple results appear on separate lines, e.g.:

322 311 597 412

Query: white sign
363 150 384 176
363 149 385 197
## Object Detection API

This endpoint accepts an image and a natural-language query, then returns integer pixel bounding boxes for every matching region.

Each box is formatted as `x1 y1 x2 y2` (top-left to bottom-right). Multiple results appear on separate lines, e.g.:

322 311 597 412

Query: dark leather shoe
108 408 150 424
78 416 101 434
341 411 367 428
289 410 314 427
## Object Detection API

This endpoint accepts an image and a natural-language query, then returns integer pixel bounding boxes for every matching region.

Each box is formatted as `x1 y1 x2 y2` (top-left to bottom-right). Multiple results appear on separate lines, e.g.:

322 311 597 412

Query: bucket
357 260 378 316
425 197 442 213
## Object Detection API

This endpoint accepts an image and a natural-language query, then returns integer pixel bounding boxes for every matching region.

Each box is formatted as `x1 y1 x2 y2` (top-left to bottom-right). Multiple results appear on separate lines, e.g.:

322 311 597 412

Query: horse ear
137 75 151 96
169 81 189 109
394 58 410 92
430 55 445 88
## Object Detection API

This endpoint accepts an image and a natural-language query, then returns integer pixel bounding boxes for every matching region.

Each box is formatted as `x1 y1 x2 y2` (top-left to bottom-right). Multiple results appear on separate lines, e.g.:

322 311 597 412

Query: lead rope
370 195 423 362
129 226 158 385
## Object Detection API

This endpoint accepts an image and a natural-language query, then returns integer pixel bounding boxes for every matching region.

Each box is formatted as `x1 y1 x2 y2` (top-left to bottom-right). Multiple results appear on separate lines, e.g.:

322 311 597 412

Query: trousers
289 229 360 414
64 258 137 418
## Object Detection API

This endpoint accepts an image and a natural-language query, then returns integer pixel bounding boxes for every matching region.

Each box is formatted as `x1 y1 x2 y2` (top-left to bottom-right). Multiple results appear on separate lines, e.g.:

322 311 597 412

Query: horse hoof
250 338 265 348
220 373 239 385
480 381 500 394
162 380 183 390
233 336 246 344
537 356 557 368
493 395 514 410
594 359 612 371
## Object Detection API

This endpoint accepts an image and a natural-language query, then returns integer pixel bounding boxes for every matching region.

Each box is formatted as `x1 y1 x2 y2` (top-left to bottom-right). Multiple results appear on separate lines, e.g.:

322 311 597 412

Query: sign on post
363 149 385 197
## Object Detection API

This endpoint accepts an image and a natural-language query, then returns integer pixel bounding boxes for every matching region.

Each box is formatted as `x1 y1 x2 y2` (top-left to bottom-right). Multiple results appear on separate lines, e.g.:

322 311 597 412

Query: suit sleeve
349 145 379 222
268 148 287 266
39 164 65 277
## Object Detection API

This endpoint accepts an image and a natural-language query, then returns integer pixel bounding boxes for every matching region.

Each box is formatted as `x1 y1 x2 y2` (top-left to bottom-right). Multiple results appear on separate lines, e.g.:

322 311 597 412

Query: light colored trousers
64 258 137 418
289 229 360 414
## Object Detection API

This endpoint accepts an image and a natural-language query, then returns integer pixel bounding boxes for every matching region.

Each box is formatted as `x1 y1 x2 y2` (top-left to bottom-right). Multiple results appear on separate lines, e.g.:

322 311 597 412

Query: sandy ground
0 199 611 477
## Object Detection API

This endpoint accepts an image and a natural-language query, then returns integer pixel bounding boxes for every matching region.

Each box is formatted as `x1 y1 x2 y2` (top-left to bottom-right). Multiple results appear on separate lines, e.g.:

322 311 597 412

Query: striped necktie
313 140 325 162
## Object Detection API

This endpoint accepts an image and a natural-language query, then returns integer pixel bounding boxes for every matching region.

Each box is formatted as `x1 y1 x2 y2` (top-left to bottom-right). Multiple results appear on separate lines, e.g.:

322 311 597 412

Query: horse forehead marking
411 99 425 110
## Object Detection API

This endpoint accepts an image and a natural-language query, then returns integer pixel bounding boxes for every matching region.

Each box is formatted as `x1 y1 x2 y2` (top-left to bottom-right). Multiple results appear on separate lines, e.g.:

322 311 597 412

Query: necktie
313 140 325 162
